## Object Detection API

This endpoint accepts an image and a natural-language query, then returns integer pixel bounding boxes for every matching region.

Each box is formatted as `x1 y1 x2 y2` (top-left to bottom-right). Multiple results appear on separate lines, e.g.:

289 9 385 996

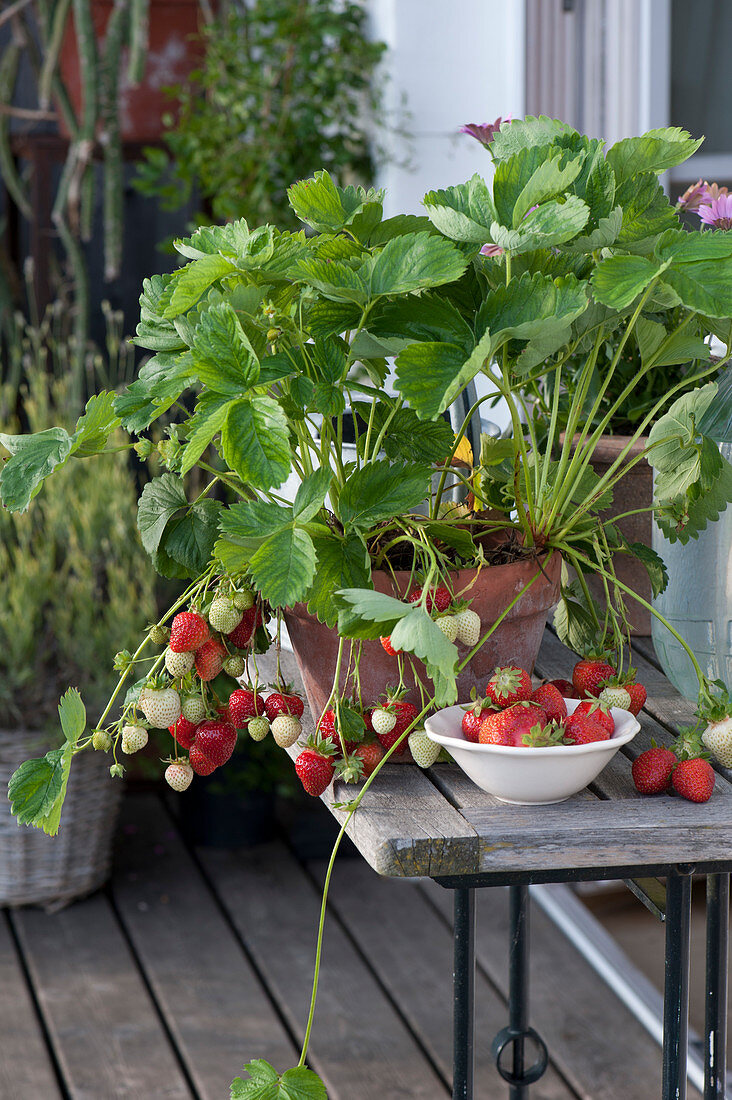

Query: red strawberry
317 709 344 754
227 606 263 649
194 638 226 681
672 758 715 803
486 665 533 708
353 741 384 777
189 743 217 775
479 702 548 746
373 699 417 755
461 699 497 743
380 635 401 656
531 684 567 723
169 611 209 653
194 720 238 766
265 690 304 721
563 711 610 745
295 749 335 796
572 659 615 698
169 715 199 750
229 687 266 727
216 703 232 724
547 678 579 699
626 682 647 716
632 747 677 794
407 585 451 612
573 699 615 735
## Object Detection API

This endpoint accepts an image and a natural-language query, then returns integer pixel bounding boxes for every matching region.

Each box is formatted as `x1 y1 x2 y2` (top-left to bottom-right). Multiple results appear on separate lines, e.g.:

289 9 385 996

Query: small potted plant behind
0 319 153 907
5 117 732 1090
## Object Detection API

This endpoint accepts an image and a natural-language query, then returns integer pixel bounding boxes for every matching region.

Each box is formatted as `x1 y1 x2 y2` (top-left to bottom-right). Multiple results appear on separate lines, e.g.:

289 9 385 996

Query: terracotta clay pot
582 435 653 636
284 554 562 720
59 0 205 142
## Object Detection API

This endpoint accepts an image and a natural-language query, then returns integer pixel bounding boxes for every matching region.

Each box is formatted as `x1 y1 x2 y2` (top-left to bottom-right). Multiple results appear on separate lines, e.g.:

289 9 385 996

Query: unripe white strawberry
182 695 206 724
139 686 181 728
453 607 481 647
208 597 242 634
165 762 194 791
233 589 255 611
271 714 302 748
702 717 732 768
165 647 195 678
248 716 270 742
223 654 246 678
435 614 458 643
121 725 149 754
371 708 397 736
408 730 440 768
599 686 631 711
92 729 112 752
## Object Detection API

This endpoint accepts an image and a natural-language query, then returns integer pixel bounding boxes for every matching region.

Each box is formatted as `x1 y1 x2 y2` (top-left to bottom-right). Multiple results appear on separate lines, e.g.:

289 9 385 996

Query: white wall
369 0 527 216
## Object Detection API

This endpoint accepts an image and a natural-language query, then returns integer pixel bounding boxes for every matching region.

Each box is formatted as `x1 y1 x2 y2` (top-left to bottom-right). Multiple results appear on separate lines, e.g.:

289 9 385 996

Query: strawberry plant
6 116 732 1093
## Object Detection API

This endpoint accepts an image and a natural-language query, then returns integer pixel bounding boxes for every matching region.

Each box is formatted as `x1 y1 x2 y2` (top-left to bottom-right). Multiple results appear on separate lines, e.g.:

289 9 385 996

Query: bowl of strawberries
424 665 641 805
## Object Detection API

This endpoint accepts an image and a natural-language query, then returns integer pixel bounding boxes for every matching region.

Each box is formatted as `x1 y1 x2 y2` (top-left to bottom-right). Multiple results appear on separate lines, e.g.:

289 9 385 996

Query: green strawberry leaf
334 588 409 639
248 525 317 608
191 302 260 394
306 533 371 627
293 468 332 523
624 542 669 597
136 473 188 555
72 391 122 455
163 253 237 317
395 330 493 420
231 1059 327 1099
0 428 74 512
607 127 703 183
422 174 497 244
287 169 382 233
590 255 666 310
337 460 430 530
221 395 291 490
162 498 223 577
8 689 86 835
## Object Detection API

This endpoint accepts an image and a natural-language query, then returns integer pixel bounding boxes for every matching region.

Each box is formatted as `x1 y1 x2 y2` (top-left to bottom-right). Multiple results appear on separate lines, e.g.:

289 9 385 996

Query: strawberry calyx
696 676 732 725
335 755 365 783
672 725 710 762
303 732 338 757
521 721 567 747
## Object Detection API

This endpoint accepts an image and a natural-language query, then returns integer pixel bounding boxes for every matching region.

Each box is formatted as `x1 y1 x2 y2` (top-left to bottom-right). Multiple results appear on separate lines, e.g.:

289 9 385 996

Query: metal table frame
435 864 731 1100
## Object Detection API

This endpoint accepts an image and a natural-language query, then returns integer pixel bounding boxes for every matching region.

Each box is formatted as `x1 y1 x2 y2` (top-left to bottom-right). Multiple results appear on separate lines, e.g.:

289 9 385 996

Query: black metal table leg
453 887 476 1100
663 870 693 1100
491 886 548 1097
509 885 530 1099
704 873 729 1100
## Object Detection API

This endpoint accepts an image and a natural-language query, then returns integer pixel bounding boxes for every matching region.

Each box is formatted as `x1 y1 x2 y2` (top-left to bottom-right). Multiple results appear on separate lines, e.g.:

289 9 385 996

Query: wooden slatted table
295 630 732 1100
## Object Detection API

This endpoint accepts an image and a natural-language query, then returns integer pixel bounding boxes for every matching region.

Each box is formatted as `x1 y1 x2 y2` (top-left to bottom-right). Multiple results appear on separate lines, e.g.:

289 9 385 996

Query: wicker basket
0 729 122 910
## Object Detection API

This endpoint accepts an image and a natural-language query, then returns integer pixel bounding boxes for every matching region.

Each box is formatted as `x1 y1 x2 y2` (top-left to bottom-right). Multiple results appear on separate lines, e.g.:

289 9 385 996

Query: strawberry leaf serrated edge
8 688 86 835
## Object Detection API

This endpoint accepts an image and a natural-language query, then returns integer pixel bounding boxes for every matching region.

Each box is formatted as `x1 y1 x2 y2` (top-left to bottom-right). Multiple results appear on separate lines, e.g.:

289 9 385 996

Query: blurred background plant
0 288 152 729
134 0 389 233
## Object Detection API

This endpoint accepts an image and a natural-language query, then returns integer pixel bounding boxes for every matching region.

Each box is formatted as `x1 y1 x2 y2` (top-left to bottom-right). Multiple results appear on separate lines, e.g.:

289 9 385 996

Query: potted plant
133 0 388 230
4 116 732 1090
0 311 153 906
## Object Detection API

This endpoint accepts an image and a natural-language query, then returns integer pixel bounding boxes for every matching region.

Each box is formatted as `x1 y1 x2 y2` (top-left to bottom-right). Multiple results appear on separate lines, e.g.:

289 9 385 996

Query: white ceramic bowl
424 698 641 805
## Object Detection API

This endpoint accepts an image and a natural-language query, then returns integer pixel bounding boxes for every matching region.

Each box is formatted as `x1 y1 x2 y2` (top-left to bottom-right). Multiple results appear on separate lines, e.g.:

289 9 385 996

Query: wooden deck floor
0 788 684 1100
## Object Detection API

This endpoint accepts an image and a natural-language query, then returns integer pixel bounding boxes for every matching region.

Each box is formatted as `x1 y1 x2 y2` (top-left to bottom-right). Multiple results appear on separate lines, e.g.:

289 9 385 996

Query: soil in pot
284 553 562 721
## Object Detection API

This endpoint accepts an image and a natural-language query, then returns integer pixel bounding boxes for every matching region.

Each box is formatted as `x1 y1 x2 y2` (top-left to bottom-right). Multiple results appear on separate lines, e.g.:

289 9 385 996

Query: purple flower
460 115 510 146
677 179 708 211
698 194 732 229
479 243 504 257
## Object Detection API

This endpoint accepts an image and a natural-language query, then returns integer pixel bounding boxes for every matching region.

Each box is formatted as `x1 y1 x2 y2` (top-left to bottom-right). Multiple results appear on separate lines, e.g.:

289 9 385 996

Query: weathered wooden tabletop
287 630 732 881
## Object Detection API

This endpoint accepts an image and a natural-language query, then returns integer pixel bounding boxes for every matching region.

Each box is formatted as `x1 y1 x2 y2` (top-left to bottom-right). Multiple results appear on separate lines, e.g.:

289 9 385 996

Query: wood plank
11 894 192 1100
314 857 576 1099
424 880 668 1100
0 913 60 1099
260 649 480 877
462 797 732 872
199 841 450 1100
111 795 298 1098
